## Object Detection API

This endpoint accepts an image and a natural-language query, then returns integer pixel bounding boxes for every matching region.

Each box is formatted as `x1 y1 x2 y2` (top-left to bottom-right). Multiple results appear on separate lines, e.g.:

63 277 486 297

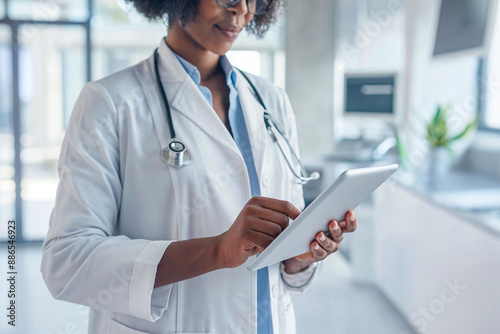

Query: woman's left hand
282 211 358 274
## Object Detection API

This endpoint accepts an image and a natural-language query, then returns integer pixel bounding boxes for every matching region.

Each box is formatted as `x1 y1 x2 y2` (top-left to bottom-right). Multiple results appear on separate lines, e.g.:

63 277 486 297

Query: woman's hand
282 211 358 274
154 197 300 287
216 196 301 268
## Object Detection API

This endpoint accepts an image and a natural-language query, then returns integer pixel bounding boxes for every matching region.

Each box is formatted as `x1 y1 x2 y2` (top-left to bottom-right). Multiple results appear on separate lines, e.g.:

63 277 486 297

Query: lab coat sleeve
279 89 321 292
280 262 319 292
40 81 174 322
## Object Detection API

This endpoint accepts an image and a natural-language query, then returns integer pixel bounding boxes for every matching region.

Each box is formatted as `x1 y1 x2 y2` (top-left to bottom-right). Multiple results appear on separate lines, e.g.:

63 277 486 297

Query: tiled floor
0 243 415 334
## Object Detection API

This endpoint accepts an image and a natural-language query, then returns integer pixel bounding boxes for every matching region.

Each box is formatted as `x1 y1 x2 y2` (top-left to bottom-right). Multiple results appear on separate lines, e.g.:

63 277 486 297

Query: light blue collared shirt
174 53 273 334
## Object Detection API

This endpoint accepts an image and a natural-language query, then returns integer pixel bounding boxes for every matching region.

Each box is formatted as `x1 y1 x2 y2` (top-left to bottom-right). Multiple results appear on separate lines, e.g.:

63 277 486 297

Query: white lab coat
41 38 310 334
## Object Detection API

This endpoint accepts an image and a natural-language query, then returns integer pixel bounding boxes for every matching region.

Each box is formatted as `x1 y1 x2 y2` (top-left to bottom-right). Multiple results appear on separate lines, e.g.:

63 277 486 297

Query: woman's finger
251 196 301 220
246 230 275 253
328 220 344 244
344 211 357 232
253 206 290 232
251 218 284 238
339 211 357 233
311 241 329 261
315 231 339 253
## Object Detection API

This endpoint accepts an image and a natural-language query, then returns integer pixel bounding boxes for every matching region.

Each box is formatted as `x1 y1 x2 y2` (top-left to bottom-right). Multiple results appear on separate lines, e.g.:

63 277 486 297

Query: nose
227 0 250 15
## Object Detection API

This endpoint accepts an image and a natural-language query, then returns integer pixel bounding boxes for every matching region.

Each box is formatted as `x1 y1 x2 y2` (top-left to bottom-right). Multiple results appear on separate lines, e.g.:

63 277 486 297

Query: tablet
247 163 398 271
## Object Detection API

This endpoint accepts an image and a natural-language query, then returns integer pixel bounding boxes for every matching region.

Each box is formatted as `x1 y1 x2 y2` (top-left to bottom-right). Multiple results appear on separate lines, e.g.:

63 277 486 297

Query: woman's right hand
216 196 301 268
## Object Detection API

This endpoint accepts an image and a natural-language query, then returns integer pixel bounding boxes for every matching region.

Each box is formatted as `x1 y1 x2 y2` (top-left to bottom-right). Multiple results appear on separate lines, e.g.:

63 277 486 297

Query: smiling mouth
215 25 240 39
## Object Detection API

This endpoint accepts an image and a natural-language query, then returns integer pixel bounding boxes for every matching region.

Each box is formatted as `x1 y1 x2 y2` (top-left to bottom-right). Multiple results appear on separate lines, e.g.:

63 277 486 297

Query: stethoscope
154 48 320 184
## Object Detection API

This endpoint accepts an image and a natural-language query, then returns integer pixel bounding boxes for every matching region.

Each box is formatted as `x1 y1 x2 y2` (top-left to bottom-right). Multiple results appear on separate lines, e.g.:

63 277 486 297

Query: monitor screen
434 0 494 56
344 75 395 115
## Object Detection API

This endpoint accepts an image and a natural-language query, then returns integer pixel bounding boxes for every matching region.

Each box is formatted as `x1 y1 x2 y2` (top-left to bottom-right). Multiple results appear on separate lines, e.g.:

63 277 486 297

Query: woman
41 0 358 333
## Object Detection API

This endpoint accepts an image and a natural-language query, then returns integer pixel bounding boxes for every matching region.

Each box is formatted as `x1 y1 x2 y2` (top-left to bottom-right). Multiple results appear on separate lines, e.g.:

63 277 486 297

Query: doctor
41 0 358 333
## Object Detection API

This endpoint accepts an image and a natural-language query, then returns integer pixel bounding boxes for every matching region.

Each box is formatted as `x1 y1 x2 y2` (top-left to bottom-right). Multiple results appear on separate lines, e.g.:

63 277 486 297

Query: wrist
212 233 230 270
282 258 314 274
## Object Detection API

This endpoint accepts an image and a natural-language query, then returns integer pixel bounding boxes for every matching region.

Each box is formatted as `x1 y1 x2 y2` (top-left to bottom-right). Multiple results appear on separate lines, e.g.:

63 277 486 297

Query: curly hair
124 0 285 37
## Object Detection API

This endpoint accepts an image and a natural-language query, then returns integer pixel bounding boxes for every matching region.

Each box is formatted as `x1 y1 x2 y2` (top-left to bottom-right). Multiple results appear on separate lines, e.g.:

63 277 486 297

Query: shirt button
272 285 278 298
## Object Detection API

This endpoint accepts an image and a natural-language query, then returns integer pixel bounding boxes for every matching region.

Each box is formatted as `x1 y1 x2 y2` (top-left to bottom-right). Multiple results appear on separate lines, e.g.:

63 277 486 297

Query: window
481 11 500 130
0 25 13 240
229 22 285 88
0 0 91 241
19 25 87 240
92 0 166 79
8 0 88 21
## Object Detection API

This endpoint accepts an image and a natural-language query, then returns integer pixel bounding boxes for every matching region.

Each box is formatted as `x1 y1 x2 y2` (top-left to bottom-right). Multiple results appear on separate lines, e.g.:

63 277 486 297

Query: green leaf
433 106 442 126
444 145 454 154
425 105 470 148
450 119 478 142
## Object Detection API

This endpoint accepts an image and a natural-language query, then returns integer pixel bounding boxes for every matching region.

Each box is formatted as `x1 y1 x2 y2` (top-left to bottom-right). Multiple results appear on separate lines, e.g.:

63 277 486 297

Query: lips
215 24 240 39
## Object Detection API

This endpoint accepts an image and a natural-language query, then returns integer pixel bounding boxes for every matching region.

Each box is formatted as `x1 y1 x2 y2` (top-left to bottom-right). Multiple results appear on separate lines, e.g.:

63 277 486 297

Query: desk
373 173 500 333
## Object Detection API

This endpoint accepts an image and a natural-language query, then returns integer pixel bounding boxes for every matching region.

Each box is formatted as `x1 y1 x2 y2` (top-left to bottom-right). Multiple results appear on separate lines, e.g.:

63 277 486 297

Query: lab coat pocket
108 318 152 334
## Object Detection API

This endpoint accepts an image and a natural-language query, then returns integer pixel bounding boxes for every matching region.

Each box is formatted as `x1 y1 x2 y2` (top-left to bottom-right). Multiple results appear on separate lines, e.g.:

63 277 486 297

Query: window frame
478 57 500 133
0 0 93 242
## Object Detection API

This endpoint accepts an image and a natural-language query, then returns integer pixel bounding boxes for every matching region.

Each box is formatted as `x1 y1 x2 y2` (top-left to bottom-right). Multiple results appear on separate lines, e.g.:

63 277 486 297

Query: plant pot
427 147 452 190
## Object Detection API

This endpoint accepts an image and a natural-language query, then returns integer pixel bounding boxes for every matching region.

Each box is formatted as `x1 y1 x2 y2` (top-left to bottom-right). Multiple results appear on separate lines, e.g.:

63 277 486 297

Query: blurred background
0 0 499 333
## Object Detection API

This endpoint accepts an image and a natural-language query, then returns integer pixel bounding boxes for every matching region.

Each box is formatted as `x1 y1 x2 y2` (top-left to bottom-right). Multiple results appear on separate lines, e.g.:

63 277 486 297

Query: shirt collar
173 52 237 88
220 55 238 87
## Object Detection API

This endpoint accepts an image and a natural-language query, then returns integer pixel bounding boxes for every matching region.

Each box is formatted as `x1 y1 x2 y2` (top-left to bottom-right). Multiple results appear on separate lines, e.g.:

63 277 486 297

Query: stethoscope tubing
264 114 317 184
154 48 319 182
238 69 319 184
154 49 177 140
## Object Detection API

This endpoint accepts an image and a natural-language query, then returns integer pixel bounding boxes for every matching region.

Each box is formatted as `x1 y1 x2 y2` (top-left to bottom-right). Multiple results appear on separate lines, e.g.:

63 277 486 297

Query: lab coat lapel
170 80 241 156
134 44 185 153
235 72 267 181
138 40 241 157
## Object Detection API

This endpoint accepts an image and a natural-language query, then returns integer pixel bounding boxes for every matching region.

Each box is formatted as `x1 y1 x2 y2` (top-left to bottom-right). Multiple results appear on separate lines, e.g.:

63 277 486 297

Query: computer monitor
433 0 499 58
343 74 396 120
334 73 399 141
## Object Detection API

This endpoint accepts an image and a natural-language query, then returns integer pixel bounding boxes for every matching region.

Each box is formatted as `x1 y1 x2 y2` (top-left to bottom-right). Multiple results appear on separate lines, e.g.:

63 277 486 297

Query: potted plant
425 105 477 186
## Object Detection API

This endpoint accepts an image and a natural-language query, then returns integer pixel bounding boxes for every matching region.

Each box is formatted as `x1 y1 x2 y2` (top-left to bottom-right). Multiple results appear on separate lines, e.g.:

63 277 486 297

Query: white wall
403 0 479 173
285 0 338 159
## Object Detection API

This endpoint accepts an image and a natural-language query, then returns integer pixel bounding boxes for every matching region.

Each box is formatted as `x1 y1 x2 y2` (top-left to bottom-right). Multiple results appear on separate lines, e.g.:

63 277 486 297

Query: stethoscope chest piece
162 140 192 168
